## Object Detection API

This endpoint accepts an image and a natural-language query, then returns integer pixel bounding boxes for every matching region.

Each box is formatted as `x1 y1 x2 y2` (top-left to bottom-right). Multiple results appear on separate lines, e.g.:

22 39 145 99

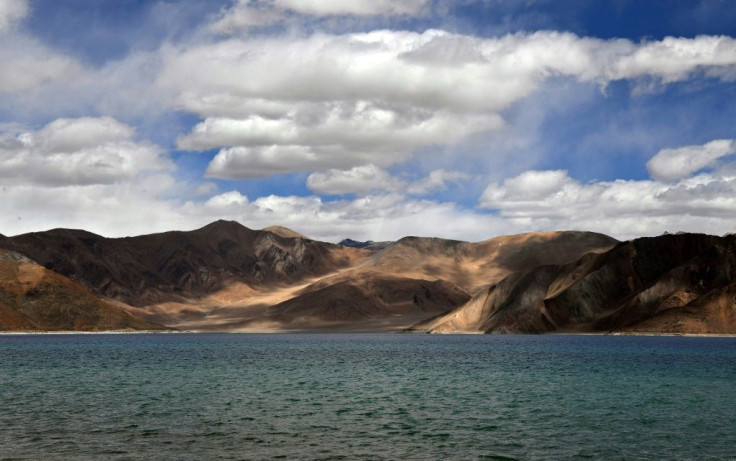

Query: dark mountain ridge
0 220 364 306
0 249 164 331
411 233 736 334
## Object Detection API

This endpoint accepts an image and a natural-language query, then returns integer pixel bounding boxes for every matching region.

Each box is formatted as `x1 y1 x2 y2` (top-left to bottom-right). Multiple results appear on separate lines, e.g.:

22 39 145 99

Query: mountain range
0 221 733 334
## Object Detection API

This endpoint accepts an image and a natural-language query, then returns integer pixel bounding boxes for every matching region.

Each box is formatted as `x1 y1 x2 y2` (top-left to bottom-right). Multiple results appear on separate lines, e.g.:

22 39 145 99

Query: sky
1 0 735 242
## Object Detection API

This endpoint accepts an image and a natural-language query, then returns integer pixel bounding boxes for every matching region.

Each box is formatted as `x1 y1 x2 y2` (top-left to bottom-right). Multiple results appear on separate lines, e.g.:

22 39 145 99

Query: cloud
194 182 219 196
306 164 402 195
188 191 506 243
480 170 573 205
204 190 249 208
0 117 171 186
607 35 736 83
273 0 429 17
160 30 736 180
407 169 469 195
0 37 85 93
209 2 284 34
209 0 430 34
188 108 500 177
478 140 736 239
646 139 736 181
0 0 27 32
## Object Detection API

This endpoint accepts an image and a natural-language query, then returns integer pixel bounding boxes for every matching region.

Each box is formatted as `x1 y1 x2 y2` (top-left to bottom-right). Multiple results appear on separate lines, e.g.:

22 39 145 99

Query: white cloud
407 169 469 195
0 117 171 187
273 0 429 17
34 117 134 153
480 170 573 206
306 164 402 195
204 190 249 209
209 3 284 34
160 30 736 180
0 0 27 32
607 35 736 83
478 141 736 240
195 182 219 196
209 0 429 35
646 139 736 181
307 166 469 196
0 37 85 93
185 107 500 177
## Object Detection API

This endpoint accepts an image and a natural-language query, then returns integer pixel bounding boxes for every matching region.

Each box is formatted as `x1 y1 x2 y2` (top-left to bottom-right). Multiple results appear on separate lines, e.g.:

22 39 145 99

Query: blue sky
1 0 735 242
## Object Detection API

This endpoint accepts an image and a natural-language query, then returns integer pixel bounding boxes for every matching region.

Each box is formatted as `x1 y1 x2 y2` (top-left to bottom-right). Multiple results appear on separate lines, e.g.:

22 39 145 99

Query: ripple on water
0 333 735 460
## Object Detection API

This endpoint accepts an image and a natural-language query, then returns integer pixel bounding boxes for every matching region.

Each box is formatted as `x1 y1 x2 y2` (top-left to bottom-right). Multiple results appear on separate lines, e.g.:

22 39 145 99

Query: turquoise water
0 334 734 460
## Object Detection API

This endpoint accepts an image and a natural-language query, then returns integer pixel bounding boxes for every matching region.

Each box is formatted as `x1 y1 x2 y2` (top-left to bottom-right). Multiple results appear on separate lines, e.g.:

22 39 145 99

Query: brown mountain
365 231 618 293
0 220 366 307
411 233 736 335
5 220 732 335
183 273 471 332
0 224 620 332
0 249 164 331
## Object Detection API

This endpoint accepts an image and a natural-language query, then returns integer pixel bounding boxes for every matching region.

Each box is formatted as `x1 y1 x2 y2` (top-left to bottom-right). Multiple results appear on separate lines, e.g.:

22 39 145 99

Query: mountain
365 231 618 294
3 220 732 335
339 238 392 251
263 225 307 239
192 273 471 332
0 249 164 331
410 233 736 335
0 220 366 306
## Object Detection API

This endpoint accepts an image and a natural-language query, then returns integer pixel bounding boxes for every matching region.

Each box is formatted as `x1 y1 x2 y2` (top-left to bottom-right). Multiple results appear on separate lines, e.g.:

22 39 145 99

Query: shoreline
1 330 735 338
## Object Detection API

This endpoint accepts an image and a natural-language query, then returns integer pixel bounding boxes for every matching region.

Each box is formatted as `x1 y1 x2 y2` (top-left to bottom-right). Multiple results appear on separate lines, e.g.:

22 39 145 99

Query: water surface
1 333 734 460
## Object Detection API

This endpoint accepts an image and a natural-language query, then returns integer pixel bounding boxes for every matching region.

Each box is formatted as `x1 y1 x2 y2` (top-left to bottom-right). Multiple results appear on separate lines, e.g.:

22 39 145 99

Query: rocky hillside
365 231 618 293
0 249 164 331
411 233 736 334
0 220 366 306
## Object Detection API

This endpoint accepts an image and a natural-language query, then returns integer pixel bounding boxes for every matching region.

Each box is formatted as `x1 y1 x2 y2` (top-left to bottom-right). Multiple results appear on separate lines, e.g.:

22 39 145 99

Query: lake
1 333 734 460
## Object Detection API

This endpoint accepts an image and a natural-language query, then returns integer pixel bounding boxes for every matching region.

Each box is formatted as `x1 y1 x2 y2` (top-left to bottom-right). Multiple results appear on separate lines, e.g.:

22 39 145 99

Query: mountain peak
263 225 306 239
197 219 250 232
339 238 391 251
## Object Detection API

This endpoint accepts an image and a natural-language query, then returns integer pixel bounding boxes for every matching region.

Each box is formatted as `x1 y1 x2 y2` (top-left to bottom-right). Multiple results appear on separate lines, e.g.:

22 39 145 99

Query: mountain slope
0 220 367 306
366 231 618 293
0 249 164 331
236 273 471 331
411 233 736 334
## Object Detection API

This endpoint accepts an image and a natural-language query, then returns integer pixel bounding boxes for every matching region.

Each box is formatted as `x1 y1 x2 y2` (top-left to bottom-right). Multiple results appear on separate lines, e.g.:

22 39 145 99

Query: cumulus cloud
187 191 506 243
0 0 27 32
0 38 85 93
0 1 87 94
646 139 736 181
478 140 736 239
306 164 402 195
160 30 736 179
0 179 507 242
204 190 249 209
186 108 499 177
407 169 469 195
0 117 171 186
